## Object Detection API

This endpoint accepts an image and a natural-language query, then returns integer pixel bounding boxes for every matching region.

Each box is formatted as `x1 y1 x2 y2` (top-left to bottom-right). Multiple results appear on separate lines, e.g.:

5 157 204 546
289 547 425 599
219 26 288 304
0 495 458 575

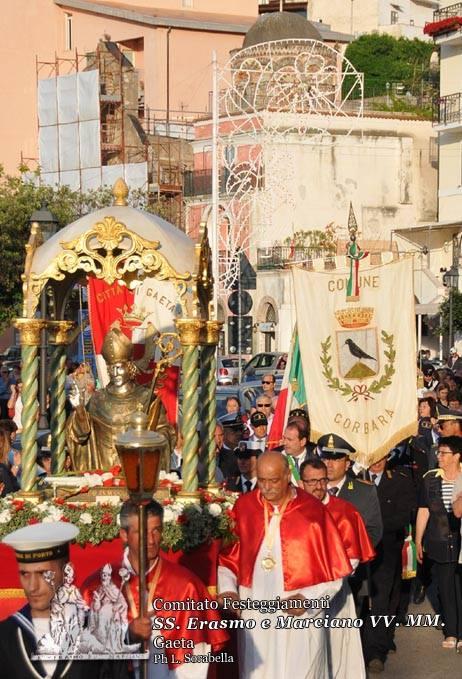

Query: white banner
292 257 417 466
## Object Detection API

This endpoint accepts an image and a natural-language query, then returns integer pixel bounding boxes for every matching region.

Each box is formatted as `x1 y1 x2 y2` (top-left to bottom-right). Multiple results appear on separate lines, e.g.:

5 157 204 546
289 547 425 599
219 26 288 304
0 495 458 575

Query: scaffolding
32 42 200 228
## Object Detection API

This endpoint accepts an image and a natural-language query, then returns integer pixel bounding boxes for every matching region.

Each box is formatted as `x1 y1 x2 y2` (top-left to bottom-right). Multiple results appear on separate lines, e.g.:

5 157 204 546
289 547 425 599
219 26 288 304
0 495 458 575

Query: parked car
242 352 288 382
0 345 21 368
217 355 240 385
216 385 240 419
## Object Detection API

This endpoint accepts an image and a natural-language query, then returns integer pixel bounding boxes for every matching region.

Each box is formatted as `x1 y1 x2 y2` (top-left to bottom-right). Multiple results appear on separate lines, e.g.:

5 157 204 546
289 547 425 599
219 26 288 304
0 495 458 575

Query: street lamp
115 406 167 679
30 203 59 430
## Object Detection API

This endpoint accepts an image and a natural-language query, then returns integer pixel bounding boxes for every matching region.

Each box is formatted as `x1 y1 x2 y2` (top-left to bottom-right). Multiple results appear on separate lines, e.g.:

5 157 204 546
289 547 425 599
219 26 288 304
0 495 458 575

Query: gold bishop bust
65 328 173 472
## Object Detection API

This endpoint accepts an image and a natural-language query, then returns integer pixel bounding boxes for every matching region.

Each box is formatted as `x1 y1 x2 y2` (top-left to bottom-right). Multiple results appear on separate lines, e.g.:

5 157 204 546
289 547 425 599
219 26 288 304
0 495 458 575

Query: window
391 11 398 24
65 13 73 51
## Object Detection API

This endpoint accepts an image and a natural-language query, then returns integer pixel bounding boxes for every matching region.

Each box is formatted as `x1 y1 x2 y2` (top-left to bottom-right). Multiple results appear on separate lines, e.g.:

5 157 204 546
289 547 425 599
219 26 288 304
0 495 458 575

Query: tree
439 290 462 337
0 167 172 330
344 33 435 100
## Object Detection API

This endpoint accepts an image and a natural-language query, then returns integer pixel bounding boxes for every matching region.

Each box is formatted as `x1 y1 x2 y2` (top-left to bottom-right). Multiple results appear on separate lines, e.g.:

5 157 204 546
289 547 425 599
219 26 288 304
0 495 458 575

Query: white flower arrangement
207 503 222 517
0 509 12 524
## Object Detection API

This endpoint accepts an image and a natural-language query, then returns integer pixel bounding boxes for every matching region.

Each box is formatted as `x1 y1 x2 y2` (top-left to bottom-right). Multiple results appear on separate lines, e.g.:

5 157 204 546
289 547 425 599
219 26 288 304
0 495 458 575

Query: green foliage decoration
0 166 173 331
344 33 436 101
439 290 462 337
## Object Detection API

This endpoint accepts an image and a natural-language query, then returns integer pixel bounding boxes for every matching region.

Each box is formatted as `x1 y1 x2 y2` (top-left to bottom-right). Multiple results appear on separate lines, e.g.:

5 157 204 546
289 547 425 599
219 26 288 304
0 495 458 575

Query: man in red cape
218 451 352 679
301 456 375 679
82 500 228 678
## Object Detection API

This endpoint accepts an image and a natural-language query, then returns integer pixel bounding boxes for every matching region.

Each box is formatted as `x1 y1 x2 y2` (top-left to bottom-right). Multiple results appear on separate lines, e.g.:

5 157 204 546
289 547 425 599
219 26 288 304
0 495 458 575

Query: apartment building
303 0 439 38
1 0 258 174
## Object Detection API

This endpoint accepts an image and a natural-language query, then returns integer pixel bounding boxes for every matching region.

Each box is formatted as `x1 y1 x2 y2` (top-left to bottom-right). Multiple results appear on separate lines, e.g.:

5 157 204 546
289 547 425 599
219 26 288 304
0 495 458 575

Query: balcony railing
433 92 462 127
256 245 331 270
183 169 264 197
433 3 462 21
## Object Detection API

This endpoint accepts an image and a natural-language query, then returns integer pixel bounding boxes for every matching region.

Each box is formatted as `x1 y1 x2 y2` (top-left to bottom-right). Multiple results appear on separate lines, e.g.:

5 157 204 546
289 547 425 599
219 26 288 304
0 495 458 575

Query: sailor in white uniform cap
0 522 110 679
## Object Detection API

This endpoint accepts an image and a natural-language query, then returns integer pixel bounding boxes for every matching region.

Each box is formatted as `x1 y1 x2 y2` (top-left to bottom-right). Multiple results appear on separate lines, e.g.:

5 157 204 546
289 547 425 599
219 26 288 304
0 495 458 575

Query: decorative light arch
215 38 364 292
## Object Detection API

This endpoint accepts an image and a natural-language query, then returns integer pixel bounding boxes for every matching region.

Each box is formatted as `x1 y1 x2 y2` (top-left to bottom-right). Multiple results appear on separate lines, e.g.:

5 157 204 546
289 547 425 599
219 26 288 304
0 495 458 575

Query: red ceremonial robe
82 556 228 668
219 488 352 591
325 495 375 564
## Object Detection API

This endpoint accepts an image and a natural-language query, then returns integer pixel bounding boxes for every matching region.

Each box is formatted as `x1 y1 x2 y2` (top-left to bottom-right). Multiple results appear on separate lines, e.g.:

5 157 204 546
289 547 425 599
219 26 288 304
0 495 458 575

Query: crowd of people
2 351 462 677
0 359 94 496
204 358 462 674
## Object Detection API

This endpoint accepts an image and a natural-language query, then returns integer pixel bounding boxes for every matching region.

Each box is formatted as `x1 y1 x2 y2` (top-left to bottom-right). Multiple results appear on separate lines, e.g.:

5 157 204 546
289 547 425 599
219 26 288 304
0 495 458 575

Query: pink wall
93 0 258 17
0 0 254 174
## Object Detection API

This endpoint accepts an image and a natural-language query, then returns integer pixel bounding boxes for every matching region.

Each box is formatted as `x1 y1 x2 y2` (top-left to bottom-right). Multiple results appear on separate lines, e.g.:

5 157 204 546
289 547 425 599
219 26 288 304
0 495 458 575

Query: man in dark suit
361 455 417 673
217 413 245 482
318 433 383 547
227 444 258 493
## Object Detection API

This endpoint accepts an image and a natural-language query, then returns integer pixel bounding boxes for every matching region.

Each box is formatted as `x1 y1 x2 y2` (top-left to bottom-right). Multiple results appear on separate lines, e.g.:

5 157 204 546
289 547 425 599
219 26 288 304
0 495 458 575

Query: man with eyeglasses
255 396 274 430
261 373 278 409
301 458 374 679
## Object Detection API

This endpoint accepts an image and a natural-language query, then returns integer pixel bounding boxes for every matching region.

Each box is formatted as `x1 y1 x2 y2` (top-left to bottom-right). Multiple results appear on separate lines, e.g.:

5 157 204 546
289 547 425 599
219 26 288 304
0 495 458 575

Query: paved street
380 601 462 678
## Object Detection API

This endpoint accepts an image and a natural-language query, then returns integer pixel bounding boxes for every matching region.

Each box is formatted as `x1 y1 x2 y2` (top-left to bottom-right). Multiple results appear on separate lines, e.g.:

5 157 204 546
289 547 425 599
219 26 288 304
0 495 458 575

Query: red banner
87 278 179 423
87 278 134 353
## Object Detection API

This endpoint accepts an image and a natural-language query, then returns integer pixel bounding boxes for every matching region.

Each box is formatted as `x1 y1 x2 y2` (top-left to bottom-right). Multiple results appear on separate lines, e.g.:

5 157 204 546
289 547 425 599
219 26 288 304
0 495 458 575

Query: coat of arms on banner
320 307 396 402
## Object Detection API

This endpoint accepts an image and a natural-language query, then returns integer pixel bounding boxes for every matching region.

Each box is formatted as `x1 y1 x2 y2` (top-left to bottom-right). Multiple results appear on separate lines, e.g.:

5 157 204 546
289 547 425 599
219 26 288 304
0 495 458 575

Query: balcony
183 169 264 197
425 4 462 42
433 93 462 130
433 3 462 21
256 245 331 270
184 170 212 197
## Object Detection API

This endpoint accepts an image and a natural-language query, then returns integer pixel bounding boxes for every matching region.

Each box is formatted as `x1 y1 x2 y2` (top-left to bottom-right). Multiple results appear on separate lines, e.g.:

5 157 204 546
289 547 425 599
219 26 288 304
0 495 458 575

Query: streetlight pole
29 203 59 431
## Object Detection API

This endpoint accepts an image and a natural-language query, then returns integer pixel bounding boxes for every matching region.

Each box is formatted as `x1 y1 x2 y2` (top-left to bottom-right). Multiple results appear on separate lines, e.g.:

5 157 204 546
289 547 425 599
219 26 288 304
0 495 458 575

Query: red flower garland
424 17 462 36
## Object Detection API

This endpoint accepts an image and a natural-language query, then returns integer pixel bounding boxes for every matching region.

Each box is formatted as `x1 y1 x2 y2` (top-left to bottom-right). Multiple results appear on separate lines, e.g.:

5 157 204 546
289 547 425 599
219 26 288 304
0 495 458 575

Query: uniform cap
437 404 462 422
218 413 245 430
244 439 264 454
250 411 267 427
2 522 78 564
235 446 257 459
288 408 308 421
317 433 356 459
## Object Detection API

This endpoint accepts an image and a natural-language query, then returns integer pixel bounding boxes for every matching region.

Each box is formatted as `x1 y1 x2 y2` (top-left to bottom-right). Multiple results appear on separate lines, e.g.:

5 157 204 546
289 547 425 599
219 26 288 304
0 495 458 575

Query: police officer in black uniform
361 454 417 673
216 413 245 482
318 433 383 547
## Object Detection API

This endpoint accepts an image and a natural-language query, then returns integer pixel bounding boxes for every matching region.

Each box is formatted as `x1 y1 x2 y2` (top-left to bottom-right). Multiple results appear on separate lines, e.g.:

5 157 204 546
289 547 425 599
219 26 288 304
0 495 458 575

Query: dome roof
243 12 322 49
30 205 194 279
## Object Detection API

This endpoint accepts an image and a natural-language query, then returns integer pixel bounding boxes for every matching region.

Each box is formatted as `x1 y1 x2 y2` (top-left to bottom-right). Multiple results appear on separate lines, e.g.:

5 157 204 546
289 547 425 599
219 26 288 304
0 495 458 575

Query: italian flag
268 328 307 448
402 525 417 580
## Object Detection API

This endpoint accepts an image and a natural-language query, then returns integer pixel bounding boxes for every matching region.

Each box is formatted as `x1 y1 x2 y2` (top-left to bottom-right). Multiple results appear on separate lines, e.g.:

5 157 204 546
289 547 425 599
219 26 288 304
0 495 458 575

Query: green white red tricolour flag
268 328 307 448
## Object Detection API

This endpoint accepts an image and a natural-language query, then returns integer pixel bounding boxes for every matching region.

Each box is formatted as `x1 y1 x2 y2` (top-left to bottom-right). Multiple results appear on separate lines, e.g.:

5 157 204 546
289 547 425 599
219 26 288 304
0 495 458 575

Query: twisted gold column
175 319 205 497
48 321 76 474
14 319 47 497
200 321 222 488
